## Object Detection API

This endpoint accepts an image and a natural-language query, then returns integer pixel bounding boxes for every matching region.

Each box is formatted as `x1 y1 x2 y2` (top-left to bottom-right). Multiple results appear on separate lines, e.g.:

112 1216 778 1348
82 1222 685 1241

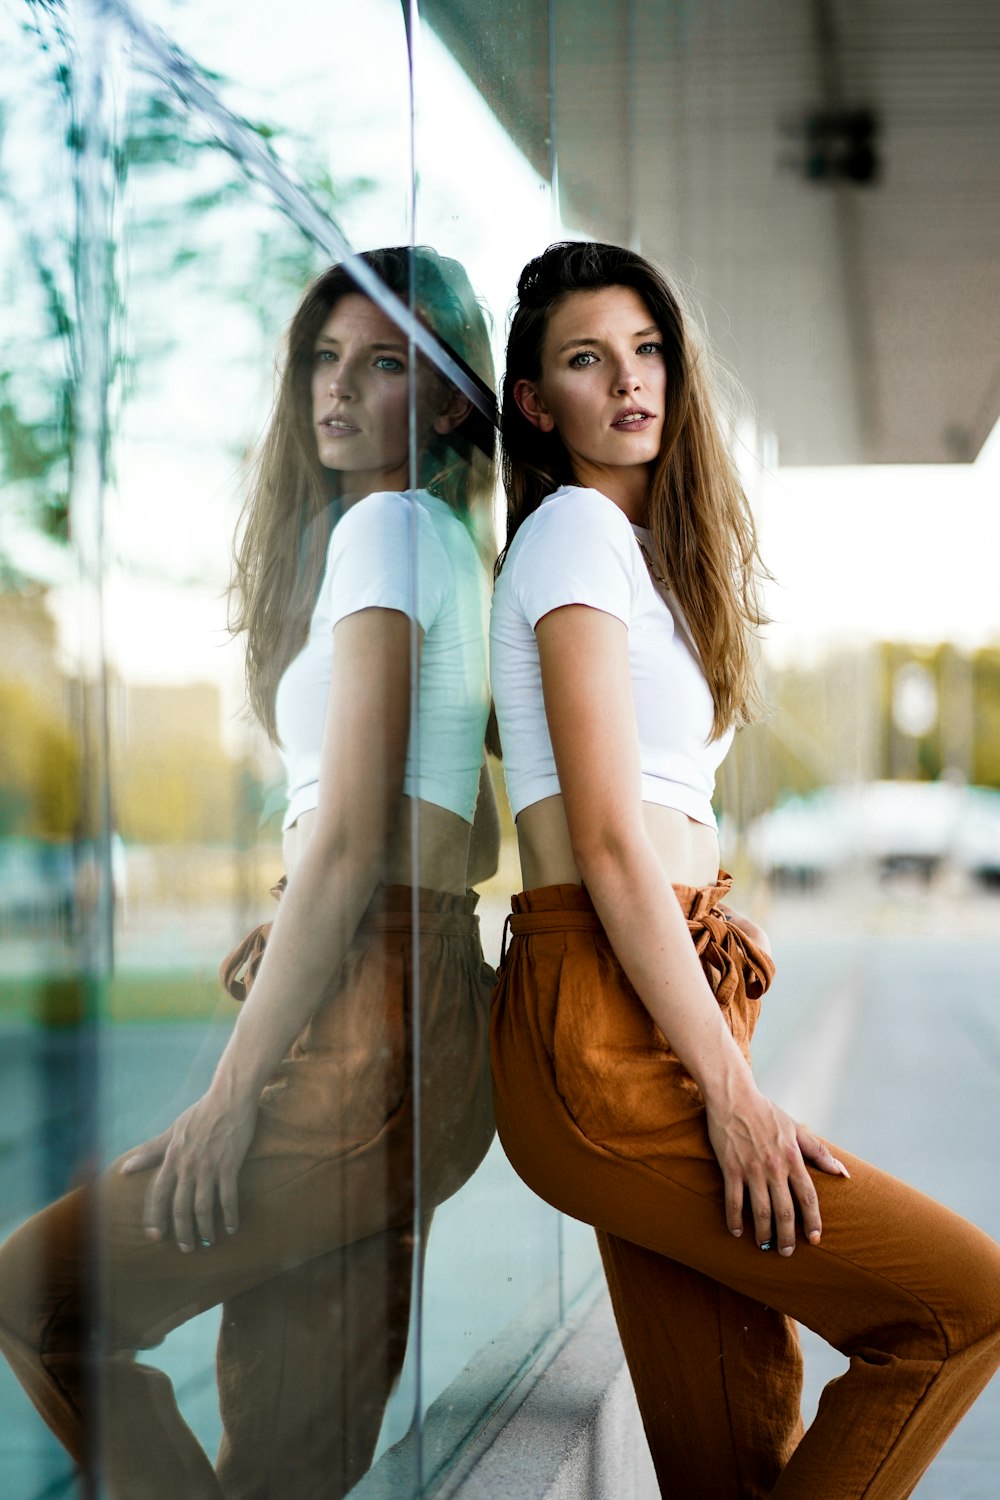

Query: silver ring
759 1240 773 1252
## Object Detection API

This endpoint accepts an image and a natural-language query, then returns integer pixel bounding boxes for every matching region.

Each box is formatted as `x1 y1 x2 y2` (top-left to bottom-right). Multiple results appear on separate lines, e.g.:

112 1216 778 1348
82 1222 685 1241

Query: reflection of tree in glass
0 9 371 571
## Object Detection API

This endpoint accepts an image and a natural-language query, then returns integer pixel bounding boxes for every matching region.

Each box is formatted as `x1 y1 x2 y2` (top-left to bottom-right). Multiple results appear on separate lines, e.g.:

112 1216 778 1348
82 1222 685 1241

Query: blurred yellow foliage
113 742 239 844
0 679 80 836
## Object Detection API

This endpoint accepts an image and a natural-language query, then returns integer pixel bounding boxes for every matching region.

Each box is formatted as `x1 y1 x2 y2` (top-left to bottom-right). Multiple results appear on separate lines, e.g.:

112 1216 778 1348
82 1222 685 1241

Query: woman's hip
490 875 770 1144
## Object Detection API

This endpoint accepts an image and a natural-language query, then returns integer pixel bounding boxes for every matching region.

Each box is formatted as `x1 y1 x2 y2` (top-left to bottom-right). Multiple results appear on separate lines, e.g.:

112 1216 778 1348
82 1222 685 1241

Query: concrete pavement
758 874 1000 1498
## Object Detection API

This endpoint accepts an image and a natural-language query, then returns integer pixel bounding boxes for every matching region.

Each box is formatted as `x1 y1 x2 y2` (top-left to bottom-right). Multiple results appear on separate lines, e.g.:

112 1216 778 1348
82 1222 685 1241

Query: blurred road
759 870 1000 1499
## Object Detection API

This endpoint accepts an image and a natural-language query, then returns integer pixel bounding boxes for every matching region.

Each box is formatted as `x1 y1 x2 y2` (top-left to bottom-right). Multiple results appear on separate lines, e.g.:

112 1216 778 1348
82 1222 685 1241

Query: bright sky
757 420 1000 663
4 0 999 745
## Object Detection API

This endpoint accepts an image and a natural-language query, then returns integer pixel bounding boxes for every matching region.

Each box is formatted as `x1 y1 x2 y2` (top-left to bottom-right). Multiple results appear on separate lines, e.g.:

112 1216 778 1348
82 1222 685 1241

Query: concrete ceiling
423 0 1000 466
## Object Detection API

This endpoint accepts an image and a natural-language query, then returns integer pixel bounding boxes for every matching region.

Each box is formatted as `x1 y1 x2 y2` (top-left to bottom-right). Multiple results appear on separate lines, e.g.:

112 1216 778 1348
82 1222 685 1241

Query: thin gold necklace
636 536 671 591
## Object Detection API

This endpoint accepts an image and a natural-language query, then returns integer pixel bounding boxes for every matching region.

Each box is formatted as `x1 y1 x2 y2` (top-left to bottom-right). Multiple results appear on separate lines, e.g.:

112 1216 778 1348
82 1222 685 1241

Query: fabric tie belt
220 880 480 1003
501 890 772 1004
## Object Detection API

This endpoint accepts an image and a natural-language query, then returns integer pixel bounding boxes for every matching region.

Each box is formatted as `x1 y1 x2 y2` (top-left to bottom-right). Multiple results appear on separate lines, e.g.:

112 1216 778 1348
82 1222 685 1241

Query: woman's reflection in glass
0 246 498 1499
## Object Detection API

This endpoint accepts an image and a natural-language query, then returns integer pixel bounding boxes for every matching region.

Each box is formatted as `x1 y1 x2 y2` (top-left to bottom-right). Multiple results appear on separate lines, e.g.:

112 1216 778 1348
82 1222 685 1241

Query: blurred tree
719 647 883 827
728 639 1000 820
971 647 1000 788
0 679 79 837
1 6 371 861
113 739 236 844
0 8 372 574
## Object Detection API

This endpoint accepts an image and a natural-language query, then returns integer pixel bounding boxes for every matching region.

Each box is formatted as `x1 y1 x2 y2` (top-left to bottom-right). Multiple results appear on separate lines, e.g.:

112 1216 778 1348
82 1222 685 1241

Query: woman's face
311 293 454 496
514 284 667 508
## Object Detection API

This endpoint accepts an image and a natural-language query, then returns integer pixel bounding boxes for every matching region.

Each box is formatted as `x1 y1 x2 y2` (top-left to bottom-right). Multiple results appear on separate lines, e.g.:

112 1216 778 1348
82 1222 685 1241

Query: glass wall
3 0 998 1496
0 2 598 1496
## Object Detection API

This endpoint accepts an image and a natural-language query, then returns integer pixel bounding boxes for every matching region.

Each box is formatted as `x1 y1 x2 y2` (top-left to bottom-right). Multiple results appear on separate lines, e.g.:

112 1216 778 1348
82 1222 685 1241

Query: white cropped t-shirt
489 485 733 826
275 490 490 832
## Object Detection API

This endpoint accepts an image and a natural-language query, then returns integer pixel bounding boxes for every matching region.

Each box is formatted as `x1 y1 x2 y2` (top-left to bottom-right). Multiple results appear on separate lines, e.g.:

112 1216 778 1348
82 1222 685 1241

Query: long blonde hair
499 241 766 739
231 246 496 740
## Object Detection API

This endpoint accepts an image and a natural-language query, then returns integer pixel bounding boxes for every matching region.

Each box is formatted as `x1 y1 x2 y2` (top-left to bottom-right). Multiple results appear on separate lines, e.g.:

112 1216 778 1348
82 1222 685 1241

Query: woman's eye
375 356 405 373
315 349 336 364
637 341 663 356
568 351 598 367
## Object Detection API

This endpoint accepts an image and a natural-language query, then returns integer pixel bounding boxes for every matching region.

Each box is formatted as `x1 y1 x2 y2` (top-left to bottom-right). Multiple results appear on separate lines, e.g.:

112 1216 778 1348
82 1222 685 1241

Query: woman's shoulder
319 490 459 627
334 488 409 536
328 489 450 558
527 484 634 532
498 486 640 626
509 485 640 572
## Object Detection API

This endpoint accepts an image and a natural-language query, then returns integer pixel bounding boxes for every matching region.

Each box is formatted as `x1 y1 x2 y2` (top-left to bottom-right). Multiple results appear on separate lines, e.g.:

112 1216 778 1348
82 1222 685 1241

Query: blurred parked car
749 780 1000 888
953 786 1000 887
0 838 75 936
858 780 962 882
0 835 126 938
748 788 857 887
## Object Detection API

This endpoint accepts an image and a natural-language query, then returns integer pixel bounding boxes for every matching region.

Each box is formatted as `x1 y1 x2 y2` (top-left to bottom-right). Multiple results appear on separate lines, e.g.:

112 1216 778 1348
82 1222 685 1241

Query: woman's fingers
759 1126 848 1255
130 1096 255 1249
712 1102 852 1256
120 1132 169 1175
797 1123 851 1179
171 1171 197 1253
724 1170 746 1237
785 1159 822 1249
748 1172 777 1249
219 1166 240 1238
143 1155 176 1243
194 1172 218 1248
770 1179 800 1256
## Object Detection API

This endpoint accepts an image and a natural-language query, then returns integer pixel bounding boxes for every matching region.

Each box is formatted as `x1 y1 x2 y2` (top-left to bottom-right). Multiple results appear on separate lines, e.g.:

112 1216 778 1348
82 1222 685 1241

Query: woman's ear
433 388 474 437
513 378 555 433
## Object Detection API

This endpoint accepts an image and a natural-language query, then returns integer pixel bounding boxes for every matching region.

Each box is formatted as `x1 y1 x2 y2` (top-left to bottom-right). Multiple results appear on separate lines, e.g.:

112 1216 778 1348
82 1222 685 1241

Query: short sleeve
322 492 448 632
512 488 637 629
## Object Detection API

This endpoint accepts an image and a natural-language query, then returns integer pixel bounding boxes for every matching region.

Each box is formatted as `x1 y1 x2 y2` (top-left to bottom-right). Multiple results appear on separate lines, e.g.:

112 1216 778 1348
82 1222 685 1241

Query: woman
489 240 1000 1499
0 246 497 1498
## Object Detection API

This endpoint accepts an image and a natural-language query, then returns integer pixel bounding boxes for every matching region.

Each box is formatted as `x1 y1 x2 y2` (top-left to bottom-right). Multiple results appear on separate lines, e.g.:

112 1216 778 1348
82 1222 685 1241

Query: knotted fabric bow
219 877 286 1002
682 877 774 1006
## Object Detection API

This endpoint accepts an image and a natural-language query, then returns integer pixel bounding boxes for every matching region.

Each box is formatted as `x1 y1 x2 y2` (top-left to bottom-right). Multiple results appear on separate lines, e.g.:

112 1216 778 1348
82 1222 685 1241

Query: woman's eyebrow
313 336 408 352
555 325 660 354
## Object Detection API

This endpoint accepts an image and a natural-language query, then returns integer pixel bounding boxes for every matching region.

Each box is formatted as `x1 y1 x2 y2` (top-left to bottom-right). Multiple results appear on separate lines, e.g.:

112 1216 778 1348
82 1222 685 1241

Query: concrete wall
440 1294 658 1500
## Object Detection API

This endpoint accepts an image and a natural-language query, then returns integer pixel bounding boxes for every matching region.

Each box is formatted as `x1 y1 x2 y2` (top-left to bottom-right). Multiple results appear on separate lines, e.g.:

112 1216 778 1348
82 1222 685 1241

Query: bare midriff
282 796 473 894
516 794 720 892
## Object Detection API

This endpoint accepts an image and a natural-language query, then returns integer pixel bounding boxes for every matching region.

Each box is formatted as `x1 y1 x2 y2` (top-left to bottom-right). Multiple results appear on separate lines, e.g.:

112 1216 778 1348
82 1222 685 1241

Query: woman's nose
611 357 639 394
327 359 358 397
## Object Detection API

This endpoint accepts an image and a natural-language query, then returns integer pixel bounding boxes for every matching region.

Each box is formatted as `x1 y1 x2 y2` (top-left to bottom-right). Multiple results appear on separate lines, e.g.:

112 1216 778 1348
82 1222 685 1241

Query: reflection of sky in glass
1 0 550 738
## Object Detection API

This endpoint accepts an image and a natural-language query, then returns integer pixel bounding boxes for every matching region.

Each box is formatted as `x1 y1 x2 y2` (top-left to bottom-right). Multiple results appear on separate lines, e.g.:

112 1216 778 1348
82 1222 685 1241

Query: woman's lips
319 417 360 436
611 408 654 431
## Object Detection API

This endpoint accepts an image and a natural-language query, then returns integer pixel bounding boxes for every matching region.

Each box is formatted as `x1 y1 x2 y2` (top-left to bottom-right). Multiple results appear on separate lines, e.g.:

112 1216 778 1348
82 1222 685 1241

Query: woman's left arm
123 607 414 1250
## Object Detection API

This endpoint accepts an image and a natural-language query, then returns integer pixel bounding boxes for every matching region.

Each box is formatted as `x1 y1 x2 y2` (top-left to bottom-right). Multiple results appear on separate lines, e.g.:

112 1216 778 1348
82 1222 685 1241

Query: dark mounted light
781 108 881 186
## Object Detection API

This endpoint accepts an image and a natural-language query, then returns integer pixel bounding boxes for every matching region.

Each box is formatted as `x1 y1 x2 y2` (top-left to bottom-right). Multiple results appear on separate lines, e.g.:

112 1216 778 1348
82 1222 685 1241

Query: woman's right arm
535 603 847 1255
123 606 414 1249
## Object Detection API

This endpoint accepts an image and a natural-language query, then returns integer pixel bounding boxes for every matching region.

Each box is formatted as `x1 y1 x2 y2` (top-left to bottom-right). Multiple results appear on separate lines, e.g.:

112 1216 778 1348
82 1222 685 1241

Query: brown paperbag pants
490 878 1000 1500
0 886 495 1500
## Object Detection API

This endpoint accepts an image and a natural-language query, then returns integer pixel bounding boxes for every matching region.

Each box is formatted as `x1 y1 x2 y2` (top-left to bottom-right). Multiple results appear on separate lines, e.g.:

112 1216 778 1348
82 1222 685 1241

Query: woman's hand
705 1080 849 1255
121 1088 259 1251
719 904 771 957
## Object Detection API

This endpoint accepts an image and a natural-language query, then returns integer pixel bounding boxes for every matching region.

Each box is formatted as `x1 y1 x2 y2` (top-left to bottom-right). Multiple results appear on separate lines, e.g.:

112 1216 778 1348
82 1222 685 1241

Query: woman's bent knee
0 1191 86 1353
927 1217 1000 1362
